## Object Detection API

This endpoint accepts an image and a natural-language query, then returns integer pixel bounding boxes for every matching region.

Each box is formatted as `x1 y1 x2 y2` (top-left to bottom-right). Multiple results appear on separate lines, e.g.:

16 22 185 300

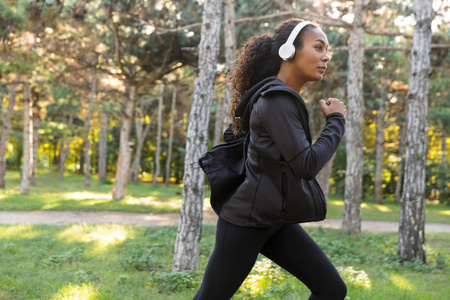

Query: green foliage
0 224 449 299
42 246 86 267
118 243 156 271
149 271 199 293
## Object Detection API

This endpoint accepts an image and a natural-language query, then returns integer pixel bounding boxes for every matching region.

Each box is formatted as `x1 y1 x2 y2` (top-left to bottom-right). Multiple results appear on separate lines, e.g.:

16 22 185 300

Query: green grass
0 171 187 213
0 224 448 299
1 171 449 224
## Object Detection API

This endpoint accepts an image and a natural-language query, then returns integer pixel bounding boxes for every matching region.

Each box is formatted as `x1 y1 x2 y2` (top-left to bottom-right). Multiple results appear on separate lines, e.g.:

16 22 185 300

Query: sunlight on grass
361 203 368 208
374 204 392 213
329 200 345 206
50 282 99 300
57 224 134 253
338 266 372 290
390 273 414 290
63 192 111 201
0 225 45 239
438 210 450 216
125 197 181 208
240 258 284 296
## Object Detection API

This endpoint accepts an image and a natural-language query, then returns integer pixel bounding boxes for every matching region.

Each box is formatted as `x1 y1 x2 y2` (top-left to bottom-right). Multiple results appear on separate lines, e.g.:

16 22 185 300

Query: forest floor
1 207 449 233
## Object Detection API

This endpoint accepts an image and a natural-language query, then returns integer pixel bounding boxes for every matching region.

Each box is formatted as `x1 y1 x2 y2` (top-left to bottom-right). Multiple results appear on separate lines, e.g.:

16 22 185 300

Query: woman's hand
319 98 347 118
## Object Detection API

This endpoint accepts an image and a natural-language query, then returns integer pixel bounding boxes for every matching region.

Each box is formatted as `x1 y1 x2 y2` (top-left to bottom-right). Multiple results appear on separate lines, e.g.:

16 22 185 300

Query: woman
194 19 347 300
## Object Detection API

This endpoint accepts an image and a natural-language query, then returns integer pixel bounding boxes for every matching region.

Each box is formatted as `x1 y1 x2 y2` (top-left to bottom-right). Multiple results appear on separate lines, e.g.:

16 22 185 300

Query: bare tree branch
332 43 450 52
111 21 133 84
155 11 350 34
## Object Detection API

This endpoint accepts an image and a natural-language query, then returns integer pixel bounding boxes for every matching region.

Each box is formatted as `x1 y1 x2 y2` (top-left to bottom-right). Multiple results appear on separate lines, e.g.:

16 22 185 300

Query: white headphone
278 21 312 61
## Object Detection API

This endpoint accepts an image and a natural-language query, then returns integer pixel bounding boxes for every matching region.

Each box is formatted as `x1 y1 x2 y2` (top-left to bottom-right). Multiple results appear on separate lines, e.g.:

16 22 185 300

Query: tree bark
112 84 136 199
375 79 387 204
20 81 32 194
398 0 433 264
221 0 236 133
0 74 19 189
317 155 336 201
98 105 108 184
31 103 40 185
213 96 224 145
342 0 365 234
58 115 74 181
395 121 407 203
129 105 156 184
440 130 446 201
173 0 222 272
165 87 177 185
153 83 164 187
85 74 97 187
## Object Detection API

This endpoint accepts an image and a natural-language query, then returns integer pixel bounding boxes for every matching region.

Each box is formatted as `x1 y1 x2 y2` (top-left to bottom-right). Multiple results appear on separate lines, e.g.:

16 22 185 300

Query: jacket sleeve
259 94 345 180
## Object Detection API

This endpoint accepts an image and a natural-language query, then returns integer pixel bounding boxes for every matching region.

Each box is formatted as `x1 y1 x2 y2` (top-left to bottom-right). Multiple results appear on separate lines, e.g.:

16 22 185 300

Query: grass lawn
0 224 448 299
1 171 449 223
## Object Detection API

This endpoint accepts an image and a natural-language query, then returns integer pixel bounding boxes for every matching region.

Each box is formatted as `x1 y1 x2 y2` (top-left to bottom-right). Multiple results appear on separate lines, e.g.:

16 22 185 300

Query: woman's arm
259 95 345 180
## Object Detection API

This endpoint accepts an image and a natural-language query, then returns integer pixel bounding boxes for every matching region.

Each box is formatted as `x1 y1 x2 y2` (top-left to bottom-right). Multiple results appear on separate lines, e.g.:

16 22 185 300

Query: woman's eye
315 45 323 50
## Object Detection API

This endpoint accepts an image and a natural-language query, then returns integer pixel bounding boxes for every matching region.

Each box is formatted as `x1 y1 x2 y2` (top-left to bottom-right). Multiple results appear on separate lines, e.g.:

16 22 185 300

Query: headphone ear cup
278 43 296 61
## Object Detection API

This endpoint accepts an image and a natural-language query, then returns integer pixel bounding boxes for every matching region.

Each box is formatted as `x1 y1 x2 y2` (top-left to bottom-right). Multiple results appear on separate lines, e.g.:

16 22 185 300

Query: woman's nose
323 53 331 62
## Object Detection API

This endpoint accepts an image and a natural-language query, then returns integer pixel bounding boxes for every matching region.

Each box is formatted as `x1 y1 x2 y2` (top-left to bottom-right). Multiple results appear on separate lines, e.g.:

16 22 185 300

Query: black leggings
193 218 346 300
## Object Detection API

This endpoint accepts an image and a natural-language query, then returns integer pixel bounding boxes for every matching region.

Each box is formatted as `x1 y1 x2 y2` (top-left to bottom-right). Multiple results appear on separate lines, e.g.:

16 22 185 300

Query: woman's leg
193 218 281 300
260 224 347 300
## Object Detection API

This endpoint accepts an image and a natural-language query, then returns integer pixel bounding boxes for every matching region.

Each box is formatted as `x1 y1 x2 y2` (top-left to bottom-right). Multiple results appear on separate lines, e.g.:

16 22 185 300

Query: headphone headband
278 21 312 61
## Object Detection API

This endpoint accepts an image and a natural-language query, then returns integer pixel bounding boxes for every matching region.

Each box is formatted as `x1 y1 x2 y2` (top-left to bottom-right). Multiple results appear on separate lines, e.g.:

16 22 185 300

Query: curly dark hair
229 18 318 133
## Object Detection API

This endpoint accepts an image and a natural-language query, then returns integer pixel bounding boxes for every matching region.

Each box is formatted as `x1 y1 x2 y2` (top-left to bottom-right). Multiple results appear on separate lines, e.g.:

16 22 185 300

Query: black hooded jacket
220 77 346 227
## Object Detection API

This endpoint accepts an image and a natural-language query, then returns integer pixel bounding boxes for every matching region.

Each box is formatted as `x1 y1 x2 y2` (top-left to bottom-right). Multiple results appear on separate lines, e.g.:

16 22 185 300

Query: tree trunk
375 79 387 204
98 107 108 184
342 0 365 234
58 115 74 181
130 106 156 184
153 83 164 187
173 0 222 272
31 104 40 185
395 121 406 203
165 87 177 185
112 84 136 199
0 74 19 189
20 81 32 194
85 74 97 187
221 0 236 132
213 97 223 145
398 0 433 264
440 130 446 201
317 154 336 201
0 90 4 117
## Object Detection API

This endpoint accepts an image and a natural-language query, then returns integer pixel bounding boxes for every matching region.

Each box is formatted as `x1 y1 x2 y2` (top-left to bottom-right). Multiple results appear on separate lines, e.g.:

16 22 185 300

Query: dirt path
1 207 449 233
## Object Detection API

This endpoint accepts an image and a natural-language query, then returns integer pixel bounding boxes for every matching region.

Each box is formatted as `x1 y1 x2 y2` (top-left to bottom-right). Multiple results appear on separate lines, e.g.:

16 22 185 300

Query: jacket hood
235 76 307 132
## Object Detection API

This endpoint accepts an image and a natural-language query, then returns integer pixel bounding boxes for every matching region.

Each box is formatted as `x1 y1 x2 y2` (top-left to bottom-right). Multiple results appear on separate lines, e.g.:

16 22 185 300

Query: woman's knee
310 276 347 300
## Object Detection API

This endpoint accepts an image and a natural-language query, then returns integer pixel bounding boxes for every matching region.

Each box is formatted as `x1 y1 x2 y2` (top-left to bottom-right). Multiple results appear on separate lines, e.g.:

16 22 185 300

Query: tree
20 80 32 194
173 0 223 272
375 79 387 204
398 0 433 264
0 74 19 189
98 99 109 184
221 0 237 133
153 83 164 186
84 73 97 187
165 86 178 185
342 0 366 234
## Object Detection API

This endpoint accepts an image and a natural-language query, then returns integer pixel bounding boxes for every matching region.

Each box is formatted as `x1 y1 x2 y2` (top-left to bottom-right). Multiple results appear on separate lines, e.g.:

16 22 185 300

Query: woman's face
292 27 330 83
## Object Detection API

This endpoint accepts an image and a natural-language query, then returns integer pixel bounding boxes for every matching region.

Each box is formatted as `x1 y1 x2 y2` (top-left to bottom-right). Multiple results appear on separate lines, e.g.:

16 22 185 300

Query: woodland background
0 0 449 269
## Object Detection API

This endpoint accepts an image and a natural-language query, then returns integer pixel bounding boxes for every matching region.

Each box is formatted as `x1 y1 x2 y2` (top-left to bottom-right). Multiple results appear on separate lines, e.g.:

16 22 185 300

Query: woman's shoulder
257 90 301 114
